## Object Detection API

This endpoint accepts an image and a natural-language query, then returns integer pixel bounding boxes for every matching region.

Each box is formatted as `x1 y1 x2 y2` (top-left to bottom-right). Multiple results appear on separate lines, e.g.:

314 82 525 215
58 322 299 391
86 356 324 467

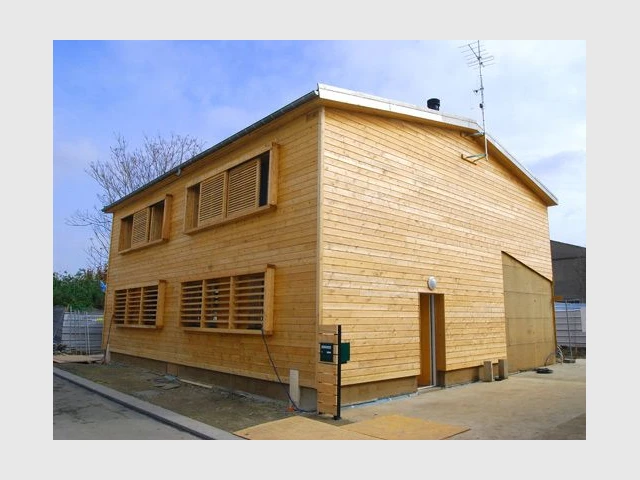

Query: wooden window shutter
113 290 127 324
180 280 204 327
112 281 164 328
203 277 231 328
233 272 265 330
227 159 259 216
179 266 274 334
141 284 159 326
198 173 225 225
131 209 149 247
125 287 142 324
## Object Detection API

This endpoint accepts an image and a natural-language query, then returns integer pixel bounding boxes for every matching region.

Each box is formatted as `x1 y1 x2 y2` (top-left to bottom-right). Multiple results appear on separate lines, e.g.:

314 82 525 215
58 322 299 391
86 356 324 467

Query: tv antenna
459 40 495 163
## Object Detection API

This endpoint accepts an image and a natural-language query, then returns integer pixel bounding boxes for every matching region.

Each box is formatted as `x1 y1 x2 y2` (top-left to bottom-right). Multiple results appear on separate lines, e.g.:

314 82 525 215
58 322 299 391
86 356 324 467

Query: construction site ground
53 355 586 440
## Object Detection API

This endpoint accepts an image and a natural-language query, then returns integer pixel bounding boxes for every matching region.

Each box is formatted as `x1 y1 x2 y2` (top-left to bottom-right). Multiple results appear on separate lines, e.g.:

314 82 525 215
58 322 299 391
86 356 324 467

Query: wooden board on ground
234 416 376 440
340 414 469 440
53 354 103 364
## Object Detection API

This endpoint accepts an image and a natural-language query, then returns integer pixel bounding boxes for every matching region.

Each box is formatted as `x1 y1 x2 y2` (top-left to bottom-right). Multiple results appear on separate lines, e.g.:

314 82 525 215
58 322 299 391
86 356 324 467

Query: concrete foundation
111 352 317 410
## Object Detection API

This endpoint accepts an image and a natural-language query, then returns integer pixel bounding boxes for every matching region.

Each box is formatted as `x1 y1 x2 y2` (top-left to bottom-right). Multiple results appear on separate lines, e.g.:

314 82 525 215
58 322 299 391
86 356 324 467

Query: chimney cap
427 98 440 111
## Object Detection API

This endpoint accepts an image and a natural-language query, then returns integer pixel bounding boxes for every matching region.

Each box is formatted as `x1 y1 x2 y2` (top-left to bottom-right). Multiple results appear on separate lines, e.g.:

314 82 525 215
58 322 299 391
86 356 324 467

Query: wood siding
319 108 553 385
503 253 556 372
104 111 319 388
103 99 554 395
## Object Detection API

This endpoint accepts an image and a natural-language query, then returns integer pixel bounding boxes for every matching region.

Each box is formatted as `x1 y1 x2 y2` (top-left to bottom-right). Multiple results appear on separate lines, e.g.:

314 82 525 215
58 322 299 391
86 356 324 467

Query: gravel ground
53 359 346 433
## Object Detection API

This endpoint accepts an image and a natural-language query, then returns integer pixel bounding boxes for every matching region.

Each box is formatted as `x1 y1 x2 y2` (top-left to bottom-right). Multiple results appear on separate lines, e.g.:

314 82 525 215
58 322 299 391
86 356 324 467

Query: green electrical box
320 343 333 362
339 342 350 364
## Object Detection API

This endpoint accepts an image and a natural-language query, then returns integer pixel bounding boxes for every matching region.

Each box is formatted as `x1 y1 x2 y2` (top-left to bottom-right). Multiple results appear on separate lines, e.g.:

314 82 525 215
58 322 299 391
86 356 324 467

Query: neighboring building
550 240 586 357
102 84 558 409
551 240 586 303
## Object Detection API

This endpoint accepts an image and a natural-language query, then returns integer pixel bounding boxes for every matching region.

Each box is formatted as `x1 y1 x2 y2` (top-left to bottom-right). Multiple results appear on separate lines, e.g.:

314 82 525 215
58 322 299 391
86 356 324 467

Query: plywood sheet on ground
234 416 376 440
53 354 104 364
340 414 469 440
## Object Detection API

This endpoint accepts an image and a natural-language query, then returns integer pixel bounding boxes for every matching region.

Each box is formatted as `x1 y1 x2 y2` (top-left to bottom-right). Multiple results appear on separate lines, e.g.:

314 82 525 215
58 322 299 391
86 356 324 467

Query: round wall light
428 276 437 290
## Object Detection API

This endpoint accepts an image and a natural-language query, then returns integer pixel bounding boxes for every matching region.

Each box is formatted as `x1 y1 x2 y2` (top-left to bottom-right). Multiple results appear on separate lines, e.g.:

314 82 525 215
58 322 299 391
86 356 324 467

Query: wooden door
418 293 436 387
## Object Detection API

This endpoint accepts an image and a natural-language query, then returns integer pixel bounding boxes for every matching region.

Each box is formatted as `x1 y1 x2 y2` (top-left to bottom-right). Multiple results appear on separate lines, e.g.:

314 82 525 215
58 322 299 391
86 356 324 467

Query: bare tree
67 132 205 270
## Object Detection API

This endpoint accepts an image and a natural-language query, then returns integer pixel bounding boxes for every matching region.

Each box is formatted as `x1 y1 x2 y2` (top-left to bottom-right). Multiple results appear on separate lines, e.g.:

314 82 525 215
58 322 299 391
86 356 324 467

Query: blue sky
13 12 637 466
53 40 586 273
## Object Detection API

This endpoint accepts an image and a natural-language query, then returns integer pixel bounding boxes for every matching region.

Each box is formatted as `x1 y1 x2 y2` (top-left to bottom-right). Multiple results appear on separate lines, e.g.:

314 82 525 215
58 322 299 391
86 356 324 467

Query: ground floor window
180 265 274 334
113 281 166 328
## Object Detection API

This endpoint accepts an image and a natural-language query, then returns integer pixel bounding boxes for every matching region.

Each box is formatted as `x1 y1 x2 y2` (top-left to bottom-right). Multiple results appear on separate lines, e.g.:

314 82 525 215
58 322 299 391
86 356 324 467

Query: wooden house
102 84 558 410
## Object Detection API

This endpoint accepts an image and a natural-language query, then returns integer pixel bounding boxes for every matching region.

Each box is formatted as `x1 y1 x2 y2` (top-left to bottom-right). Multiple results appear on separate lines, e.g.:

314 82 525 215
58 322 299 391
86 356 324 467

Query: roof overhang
103 89 320 213
315 84 558 207
104 83 557 212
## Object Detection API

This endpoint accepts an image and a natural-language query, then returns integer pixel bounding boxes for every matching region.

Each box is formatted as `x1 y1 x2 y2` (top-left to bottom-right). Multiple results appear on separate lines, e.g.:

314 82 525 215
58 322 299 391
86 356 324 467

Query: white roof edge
485 133 558 205
316 83 558 206
317 83 480 131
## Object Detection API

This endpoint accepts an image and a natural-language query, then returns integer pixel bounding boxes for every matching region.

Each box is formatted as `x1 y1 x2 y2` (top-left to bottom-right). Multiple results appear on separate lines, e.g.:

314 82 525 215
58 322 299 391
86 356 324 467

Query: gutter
103 89 320 213
103 83 558 211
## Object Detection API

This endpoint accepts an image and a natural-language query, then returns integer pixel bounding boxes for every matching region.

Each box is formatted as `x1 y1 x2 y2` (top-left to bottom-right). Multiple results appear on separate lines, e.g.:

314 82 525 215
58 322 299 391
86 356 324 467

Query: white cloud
530 151 586 246
309 40 585 249
308 40 585 164
52 40 587 273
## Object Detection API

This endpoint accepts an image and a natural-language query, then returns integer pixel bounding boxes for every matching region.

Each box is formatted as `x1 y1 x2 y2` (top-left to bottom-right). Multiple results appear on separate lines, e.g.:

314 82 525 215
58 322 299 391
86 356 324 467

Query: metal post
477 40 489 162
565 300 573 360
86 314 91 355
334 324 342 420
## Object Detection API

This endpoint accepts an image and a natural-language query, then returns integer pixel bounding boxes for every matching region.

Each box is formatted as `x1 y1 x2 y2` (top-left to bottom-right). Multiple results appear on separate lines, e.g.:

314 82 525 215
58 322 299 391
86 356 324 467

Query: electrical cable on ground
261 328 316 414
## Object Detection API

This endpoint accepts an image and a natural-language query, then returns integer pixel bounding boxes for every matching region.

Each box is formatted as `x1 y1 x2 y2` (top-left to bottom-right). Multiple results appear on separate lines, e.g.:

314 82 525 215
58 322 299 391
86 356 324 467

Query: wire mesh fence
53 310 104 355
555 301 586 359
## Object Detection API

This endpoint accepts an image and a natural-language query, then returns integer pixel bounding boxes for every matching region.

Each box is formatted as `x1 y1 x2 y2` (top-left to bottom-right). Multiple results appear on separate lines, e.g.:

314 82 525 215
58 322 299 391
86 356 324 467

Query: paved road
341 359 587 440
53 374 199 440
53 360 586 440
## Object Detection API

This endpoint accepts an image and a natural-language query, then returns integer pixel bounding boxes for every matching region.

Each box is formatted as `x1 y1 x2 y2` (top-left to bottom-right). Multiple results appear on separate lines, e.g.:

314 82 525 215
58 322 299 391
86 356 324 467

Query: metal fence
55 311 104 355
555 302 586 356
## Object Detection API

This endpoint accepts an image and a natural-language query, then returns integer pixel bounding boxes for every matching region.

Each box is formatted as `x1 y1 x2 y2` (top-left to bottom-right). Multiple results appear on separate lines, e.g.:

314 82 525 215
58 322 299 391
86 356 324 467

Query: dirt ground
54 359 350 433
54 356 588 440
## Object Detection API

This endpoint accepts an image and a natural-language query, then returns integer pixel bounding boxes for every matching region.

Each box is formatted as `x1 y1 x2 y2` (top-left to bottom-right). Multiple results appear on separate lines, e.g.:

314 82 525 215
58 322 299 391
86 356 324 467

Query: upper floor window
185 144 278 233
119 195 172 252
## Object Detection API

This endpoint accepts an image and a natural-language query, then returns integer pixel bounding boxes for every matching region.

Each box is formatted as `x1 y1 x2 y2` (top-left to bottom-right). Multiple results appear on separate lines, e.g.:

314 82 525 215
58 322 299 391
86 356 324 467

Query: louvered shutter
131 209 149 247
114 290 127 324
227 159 259 216
198 172 225 225
180 280 204 327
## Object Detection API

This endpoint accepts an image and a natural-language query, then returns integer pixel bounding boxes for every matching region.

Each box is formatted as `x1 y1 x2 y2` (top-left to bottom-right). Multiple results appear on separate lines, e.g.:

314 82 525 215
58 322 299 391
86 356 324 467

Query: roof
551 240 586 260
104 83 558 212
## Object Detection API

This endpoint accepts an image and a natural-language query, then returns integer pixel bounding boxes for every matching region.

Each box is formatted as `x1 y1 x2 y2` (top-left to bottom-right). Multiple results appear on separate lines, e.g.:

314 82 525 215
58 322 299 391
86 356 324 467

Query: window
119 195 172 252
180 266 274 334
185 145 278 232
113 281 166 328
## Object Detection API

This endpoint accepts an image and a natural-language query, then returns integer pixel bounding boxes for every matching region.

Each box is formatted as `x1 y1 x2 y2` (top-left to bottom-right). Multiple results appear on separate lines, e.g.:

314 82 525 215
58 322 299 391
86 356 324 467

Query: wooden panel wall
320 108 553 385
104 110 319 388
502 253 556 371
